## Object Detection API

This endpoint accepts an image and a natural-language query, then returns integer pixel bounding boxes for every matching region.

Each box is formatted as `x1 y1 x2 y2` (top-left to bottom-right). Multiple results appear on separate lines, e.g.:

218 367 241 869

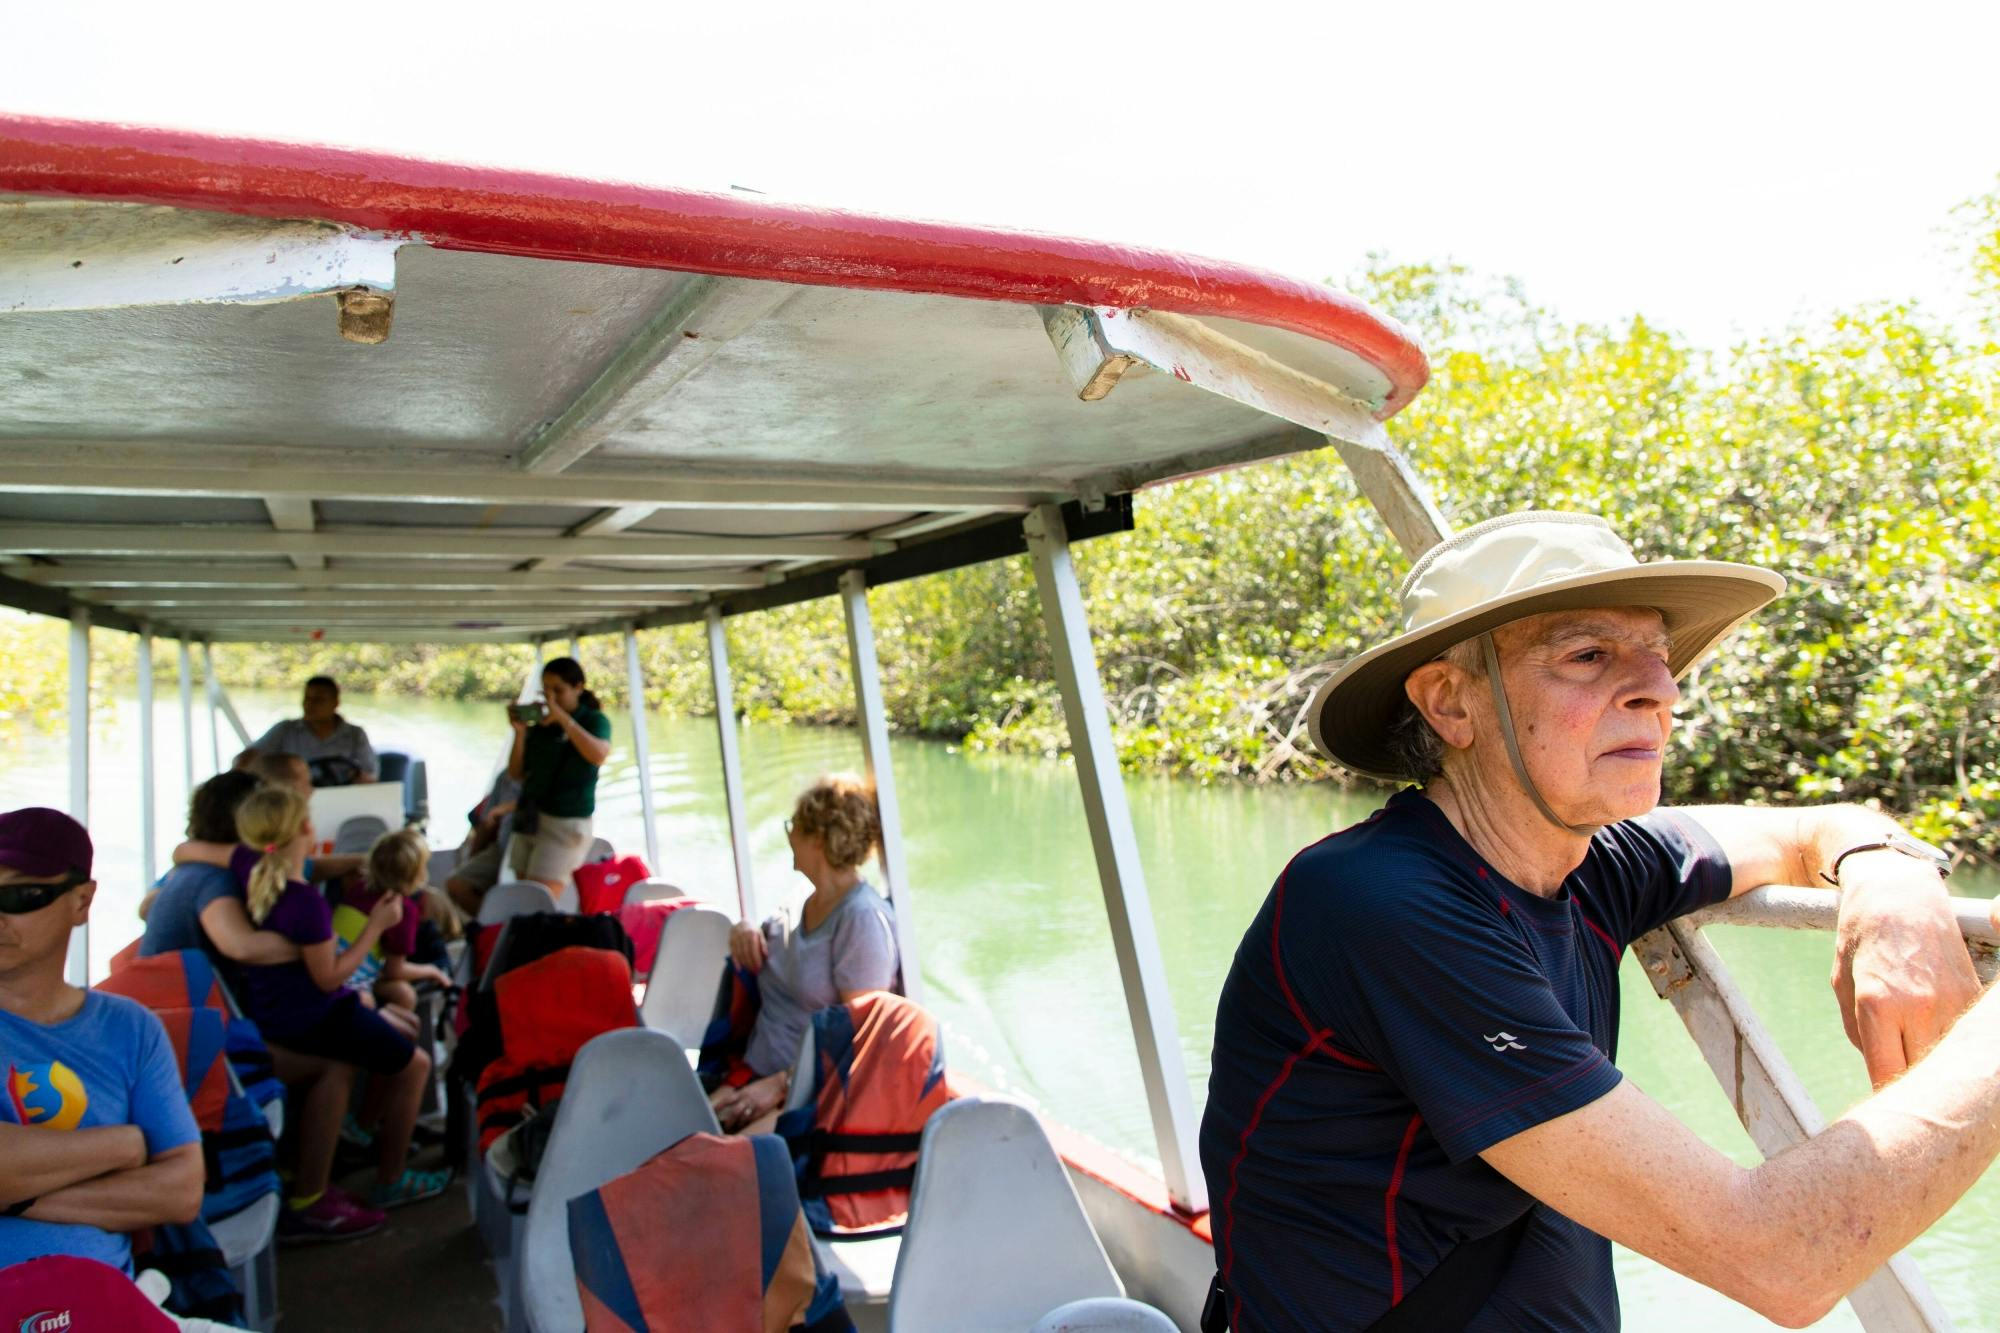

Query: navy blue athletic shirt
1200 790 1732 1331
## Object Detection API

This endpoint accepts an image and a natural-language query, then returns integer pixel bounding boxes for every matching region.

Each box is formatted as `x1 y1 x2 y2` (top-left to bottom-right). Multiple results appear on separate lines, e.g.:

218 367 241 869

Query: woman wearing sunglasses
0 807 205 1275
711 775 901 1134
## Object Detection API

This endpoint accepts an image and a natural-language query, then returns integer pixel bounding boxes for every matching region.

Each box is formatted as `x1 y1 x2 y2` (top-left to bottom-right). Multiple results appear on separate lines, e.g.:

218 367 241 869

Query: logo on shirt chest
1482 1032 1526 1052
20 1310 72 1333
4 1060 88 1131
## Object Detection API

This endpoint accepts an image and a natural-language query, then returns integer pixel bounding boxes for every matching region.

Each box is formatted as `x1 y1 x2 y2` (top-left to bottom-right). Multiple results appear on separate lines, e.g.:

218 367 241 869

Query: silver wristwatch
1819 830 1952 886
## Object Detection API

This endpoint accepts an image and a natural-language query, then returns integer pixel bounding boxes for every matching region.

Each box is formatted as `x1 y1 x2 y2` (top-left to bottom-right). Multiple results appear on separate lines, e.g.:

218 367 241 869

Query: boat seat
1029 1298 1179 1332
622 877 686 907
211 1191 280 1333
637 906 732 1054
518 1027 720 1333
888 1097 1139 1333
332 814 389 855
477 880 559 926
817 1231 902 1305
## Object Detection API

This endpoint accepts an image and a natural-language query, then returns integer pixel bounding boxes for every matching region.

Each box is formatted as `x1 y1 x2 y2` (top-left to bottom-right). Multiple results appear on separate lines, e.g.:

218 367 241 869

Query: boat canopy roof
0 116 1428 644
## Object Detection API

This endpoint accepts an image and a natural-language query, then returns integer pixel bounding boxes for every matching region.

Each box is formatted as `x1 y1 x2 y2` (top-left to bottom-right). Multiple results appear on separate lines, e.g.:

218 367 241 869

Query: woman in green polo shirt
505 657 613 895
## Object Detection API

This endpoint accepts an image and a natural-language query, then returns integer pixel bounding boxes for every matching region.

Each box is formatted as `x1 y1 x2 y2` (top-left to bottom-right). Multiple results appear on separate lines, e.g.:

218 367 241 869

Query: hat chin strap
1478 634 1602 838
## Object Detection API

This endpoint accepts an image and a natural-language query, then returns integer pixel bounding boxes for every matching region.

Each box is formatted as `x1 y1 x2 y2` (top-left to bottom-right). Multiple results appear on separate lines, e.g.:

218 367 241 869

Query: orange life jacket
777 991 951 1234
474 945 639 1154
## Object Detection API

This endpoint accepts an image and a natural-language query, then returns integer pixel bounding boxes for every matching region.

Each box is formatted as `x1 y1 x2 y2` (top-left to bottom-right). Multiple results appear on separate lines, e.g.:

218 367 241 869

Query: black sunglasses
0 871 90 916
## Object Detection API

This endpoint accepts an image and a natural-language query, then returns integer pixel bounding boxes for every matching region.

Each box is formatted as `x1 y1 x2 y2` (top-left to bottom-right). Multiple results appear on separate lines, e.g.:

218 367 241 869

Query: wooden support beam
1038 304 1383 446
82 589 690 610
528 504 662 573
0 524 871 563
518 277 795 474
262 496 324 571
0 457 1045 513
20 564 767 592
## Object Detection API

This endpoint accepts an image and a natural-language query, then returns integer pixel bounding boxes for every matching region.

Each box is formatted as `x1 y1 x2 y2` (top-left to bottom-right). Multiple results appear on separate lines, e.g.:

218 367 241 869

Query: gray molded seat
889 1097 1135 1333
519 1028 721 1333
637 906 733 1050
478 880 559 926
622 878 686 908
1029 1298 1179 1332
333 814 390 855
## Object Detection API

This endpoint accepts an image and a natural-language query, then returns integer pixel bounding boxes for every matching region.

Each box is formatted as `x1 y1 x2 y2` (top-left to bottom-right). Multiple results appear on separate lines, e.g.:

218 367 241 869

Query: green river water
8 686 1997 1330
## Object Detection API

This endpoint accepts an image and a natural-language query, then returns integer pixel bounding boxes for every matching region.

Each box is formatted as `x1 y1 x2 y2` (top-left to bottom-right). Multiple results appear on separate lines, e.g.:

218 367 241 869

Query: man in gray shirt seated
248 675 377 788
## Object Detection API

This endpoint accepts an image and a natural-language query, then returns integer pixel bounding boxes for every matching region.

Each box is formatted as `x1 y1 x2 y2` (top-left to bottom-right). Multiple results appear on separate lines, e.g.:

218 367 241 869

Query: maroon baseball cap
0 808 94 880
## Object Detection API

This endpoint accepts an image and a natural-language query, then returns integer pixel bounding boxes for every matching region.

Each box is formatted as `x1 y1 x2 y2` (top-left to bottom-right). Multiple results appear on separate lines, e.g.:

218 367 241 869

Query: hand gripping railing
1630 890 1996 1333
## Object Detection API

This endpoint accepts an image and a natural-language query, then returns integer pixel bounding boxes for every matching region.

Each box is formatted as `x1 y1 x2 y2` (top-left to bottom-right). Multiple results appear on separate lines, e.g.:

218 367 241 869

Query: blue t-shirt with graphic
1200 790 1732 1332
0 991 201 1274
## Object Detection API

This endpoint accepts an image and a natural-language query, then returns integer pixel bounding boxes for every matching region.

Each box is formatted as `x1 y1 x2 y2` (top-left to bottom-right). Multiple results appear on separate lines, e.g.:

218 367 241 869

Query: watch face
1888 831 1953 872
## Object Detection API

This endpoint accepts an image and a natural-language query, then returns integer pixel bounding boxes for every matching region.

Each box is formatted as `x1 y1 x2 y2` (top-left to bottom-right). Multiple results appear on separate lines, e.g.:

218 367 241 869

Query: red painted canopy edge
0 114 1428 419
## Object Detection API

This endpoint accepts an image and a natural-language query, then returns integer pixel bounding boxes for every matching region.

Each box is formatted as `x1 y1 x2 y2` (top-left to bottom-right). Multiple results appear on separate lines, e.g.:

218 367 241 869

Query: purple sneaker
277 1190 386 1244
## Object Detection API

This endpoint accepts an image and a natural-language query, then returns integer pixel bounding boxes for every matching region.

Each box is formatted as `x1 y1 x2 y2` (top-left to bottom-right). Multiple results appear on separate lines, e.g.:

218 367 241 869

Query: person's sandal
370 1166 453 1210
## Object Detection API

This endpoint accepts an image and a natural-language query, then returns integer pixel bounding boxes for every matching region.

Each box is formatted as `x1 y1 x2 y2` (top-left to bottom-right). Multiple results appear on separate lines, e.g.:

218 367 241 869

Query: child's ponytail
233 785 310 924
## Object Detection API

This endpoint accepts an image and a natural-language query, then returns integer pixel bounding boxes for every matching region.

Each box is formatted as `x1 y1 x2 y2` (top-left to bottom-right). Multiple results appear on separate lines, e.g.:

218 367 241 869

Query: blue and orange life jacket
568 1131 851 1333
98 949 281 1224
474 945 640 1155
776 991 951 1235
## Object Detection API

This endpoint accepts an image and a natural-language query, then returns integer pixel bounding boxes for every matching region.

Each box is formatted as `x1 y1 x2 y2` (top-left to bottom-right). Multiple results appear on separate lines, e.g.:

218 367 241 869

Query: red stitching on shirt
1385 1112 1424 1305
1578 911 1620 962
1219 1033 1324 1329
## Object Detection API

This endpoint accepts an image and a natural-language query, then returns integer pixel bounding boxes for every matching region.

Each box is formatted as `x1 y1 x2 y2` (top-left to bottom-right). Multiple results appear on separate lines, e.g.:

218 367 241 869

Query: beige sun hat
1307 511 1786 781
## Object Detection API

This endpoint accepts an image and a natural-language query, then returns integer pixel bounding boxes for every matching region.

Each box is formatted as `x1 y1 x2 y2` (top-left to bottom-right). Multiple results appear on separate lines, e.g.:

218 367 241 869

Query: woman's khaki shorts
506 814 594 885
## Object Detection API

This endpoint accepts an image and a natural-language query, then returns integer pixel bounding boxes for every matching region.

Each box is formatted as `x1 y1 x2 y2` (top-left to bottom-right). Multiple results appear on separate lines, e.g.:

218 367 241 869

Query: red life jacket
573 854 651 916
780 991 951 1235
617 895 699 980
474 946 638 1154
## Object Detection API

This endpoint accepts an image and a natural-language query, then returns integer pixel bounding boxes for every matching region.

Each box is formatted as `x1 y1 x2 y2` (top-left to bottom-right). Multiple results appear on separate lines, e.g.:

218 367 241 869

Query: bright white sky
12 0 1999 349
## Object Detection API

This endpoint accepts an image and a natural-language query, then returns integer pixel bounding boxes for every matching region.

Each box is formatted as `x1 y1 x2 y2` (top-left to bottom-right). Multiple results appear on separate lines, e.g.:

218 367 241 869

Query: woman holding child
711 775 900 1133
228 786 450 1210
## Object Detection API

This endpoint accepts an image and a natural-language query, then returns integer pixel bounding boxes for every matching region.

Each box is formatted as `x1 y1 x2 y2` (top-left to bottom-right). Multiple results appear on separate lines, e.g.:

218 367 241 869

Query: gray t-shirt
743 882 899 1076
251 715 377 787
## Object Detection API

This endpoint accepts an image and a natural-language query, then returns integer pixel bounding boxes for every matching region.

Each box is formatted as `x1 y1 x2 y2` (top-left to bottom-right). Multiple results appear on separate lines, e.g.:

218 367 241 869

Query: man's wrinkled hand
1831 860 1980 1088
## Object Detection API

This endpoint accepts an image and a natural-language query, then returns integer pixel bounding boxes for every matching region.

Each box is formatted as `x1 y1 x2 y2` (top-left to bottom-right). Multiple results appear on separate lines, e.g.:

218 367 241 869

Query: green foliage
9 186 1999 859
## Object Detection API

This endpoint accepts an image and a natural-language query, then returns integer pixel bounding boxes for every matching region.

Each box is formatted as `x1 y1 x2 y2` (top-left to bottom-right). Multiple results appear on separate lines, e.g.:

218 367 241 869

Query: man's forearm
0 1124 144 1205
1745 981 2000 1315
24 1148 203 1230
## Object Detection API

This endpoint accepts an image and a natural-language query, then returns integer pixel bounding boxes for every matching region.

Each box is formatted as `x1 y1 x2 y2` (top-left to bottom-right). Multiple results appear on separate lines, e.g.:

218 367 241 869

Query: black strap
1365 1209 1534 1333
1200 1209 1534 1333
799 1129 923 1155
798 1167 915 1198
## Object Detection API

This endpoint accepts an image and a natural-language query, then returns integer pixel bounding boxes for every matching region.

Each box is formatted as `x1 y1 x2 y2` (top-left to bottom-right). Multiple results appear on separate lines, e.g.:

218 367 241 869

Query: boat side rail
1685 884 1998 980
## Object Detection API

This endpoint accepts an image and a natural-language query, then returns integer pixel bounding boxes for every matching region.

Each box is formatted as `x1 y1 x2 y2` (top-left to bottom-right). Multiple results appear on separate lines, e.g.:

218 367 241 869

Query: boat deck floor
275 1140 499 1332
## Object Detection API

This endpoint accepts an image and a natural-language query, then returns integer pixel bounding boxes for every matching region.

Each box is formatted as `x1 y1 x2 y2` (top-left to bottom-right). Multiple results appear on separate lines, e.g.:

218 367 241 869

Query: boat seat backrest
888 1097 1122 1333
479 880 560 926
333 815 390 856
520 1028 721 1333
637 907 733 1049
622 878 686 908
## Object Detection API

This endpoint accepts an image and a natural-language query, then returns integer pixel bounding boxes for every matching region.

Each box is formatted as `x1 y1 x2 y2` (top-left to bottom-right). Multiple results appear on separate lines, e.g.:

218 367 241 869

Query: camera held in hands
508 701 546 725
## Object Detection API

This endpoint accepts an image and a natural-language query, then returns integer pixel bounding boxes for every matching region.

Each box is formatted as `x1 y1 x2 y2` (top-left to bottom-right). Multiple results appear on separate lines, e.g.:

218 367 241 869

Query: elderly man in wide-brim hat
1200 512 2000 1333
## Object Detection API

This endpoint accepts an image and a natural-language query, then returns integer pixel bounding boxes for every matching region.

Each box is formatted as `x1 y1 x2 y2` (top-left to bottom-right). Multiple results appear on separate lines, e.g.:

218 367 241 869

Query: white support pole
177 639 195 798
1024 504 1205 1214
202 641 223 772
137 627 158 887
66 609 90 986
706 607 756 923
839 571 923 1003
570 636 583 662
623 625 662 872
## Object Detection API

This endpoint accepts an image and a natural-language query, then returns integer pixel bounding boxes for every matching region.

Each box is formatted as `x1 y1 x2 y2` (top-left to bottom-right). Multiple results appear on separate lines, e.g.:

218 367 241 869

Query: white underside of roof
0 201 1390 641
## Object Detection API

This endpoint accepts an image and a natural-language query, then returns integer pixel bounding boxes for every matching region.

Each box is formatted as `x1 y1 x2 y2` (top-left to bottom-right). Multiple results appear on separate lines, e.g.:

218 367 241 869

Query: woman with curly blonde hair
712 774 901 1133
